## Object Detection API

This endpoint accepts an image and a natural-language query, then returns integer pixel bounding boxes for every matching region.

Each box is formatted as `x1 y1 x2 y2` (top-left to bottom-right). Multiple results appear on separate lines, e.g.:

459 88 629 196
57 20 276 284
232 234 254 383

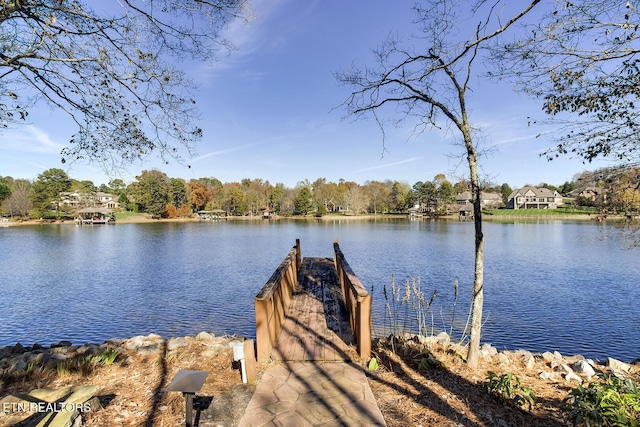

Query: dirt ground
0 336 256 426
2 335 637 426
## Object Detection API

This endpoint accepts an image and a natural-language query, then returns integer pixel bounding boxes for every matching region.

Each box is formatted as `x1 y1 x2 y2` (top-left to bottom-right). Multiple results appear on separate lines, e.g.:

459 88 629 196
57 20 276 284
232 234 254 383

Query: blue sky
0 0 610 188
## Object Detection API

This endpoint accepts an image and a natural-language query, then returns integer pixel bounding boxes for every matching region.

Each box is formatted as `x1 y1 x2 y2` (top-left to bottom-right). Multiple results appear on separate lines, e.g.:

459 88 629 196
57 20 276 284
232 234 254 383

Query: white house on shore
506 186 563 209
60 191 119 210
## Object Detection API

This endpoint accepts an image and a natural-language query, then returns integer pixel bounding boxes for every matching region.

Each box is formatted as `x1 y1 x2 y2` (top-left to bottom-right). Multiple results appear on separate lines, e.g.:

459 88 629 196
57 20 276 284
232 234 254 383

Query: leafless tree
346 185 370 215
335 0 539 367
0 0 249 169
2 178 31 217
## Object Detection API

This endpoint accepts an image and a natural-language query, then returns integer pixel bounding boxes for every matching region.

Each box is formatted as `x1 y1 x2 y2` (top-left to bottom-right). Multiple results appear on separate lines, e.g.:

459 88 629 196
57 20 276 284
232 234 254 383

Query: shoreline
1 332 637 426
2 212 624 226
2 329 637 365
1 331 637 374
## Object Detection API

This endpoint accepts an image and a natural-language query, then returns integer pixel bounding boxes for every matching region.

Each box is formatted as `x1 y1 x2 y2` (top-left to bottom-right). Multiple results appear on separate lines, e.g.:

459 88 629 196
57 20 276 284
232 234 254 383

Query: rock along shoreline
390 331 637 384
0 332 241 377
2 331 637 384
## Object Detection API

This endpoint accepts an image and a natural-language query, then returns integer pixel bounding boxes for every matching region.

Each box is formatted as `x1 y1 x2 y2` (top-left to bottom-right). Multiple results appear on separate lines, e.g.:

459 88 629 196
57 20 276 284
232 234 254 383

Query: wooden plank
272 257 358 362
243 340 257 384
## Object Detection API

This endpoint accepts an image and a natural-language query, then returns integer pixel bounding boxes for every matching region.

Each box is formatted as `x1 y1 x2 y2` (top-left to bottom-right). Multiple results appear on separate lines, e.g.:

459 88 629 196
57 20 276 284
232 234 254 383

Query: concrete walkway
238 361 386 426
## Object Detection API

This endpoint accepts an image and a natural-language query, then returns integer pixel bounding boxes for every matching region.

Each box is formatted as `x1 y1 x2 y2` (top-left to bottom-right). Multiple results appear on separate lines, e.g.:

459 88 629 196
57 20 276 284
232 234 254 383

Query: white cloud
191 143 258 163
352 157 423 174
193 0 293 81
0 125 65 153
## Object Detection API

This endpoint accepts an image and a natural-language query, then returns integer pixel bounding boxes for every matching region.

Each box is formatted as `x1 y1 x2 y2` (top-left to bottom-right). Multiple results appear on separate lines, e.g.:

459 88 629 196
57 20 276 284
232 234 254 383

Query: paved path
238 362 386 426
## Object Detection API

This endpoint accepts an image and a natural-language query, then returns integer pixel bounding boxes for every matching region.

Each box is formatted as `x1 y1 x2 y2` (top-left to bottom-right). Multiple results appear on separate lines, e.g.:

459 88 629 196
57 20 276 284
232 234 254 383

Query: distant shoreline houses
60 191 119 210
456 191 503 210
506 186 563 210
412 186 568 219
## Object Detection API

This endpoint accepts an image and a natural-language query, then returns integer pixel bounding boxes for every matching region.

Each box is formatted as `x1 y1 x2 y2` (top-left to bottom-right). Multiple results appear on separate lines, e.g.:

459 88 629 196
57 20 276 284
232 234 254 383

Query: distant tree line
3 167 638 219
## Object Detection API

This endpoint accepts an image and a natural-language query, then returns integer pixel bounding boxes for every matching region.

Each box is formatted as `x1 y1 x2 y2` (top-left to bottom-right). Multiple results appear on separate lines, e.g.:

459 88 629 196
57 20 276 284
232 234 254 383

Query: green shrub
563 373 640 427
94 348 119 366
485 371 536 411
56 361 72 377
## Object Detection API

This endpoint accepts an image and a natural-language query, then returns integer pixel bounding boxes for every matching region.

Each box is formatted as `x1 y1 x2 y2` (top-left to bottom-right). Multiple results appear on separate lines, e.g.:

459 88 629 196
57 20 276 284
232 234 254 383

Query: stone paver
238 362 386 427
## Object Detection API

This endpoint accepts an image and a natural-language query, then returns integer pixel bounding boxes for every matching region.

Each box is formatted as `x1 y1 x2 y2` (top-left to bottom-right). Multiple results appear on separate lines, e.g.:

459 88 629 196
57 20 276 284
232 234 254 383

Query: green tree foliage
491 1 640 166
29 168 71 218
294 187 313 215
0 0 249 168
223 182 245 215
500 183 513 204
127 169 169 217
118 192 131 212
108 179 126 194
73 180 97 194
168 178 187 208
0 181 10 202
390 181 412 212
437 180 456 206
558 181 576 196
268 184 286 213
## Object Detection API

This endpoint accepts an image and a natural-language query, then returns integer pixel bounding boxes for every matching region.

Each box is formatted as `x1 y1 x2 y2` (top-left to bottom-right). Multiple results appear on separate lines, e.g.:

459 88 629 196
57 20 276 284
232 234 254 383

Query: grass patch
485 207 598 217
114 212 145 220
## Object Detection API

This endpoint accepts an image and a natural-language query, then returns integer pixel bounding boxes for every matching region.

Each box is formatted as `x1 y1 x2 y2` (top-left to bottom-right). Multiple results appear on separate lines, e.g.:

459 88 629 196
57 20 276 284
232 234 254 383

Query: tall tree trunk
464 130 484 369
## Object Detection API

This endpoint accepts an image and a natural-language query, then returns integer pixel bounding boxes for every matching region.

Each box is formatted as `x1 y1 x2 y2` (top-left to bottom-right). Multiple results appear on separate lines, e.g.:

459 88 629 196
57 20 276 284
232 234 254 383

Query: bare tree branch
490 0 640 165
336 0 540 368
0 0 250 170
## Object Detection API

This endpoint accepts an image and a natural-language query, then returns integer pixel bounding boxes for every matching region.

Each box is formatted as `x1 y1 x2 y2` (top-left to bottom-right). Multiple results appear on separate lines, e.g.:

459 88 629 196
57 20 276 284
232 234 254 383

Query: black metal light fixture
165 369 209 427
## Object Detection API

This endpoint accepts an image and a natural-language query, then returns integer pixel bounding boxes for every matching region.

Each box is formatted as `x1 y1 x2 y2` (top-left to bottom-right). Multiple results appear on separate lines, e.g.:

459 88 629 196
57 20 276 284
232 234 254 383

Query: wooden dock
254 241 371 363
272 257 358 361
245 242 384 426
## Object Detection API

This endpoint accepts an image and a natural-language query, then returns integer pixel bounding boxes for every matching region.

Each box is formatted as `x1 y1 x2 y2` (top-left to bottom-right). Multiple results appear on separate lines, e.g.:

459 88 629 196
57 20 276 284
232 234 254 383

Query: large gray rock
539 371 560 381
196 331 215 341
435 332 450 346
571 360 596 379
541 351 555 363
480 343 497 362
136 344 163 356
8 358 26 374
167 337 188 351
496 352 510 365
522 352 536 370
607 357 631 373
565 371 583 383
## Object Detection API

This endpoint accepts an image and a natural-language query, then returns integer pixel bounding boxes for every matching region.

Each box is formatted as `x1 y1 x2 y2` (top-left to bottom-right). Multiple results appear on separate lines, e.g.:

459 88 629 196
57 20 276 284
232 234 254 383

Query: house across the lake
506 186 563 209
61 191 119 209
456 191 503 209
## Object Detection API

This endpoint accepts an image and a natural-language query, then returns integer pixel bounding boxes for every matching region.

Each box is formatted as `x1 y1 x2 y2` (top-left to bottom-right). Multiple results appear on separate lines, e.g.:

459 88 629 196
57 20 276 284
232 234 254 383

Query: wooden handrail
333 241 372 360
254 239 300 363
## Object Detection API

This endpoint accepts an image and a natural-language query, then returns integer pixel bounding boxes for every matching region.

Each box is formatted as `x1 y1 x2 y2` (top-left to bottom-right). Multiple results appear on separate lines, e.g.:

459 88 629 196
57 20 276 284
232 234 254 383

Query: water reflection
0 219 638 362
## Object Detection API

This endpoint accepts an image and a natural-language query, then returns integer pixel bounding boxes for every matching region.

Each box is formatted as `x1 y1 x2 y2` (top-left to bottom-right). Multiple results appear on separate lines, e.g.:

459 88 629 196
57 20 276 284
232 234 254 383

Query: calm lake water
1 219 638 362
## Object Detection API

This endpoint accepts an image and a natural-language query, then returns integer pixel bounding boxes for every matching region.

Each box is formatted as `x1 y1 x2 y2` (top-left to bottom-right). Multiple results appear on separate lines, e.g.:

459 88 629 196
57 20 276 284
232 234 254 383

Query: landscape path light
165 369 209 427
230 340 248 383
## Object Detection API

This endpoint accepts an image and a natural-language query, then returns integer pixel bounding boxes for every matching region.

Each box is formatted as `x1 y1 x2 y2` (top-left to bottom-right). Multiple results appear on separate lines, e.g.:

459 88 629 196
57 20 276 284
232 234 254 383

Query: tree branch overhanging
0 0 249 169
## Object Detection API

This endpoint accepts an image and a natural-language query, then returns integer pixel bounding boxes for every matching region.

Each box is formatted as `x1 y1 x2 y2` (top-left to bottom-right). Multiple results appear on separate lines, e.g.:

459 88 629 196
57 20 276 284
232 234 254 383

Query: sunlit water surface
1 219 638 362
